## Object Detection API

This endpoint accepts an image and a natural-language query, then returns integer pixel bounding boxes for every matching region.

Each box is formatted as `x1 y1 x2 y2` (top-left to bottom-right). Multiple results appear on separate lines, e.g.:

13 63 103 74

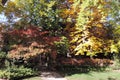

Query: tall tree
61 0 119 56
7 0 63 31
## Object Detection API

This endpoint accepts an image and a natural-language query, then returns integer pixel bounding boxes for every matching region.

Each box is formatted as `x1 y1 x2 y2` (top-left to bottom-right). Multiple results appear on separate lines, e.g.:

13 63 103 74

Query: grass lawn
22 77 41 80
65 71 120 80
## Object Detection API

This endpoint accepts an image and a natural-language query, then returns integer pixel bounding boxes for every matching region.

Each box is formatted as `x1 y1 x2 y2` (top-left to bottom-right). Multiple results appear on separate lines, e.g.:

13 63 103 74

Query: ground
65 70 120 80
23 71 67 80
40 71 67 80
22 69 120 80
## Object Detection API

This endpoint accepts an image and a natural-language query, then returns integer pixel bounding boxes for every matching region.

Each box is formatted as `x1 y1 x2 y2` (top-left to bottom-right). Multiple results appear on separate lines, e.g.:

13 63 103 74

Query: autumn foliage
59 58 113 67
60 0 118 56
0 0 120 70
2 26 60 65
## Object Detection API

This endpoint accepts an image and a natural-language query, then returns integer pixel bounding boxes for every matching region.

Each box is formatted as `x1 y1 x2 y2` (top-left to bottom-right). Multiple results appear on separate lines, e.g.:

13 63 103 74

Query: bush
4 26 60 68
54 36 69 56
109 40 120 70
110 53 120 70
0 51 6 59
0 51 7 68
0 66 37 80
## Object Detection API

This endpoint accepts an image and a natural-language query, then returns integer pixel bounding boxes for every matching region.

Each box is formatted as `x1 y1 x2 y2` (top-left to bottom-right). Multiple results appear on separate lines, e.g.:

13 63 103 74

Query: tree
61 0 119 56
5 0 63 32
3 26 60 67
1 0 120 57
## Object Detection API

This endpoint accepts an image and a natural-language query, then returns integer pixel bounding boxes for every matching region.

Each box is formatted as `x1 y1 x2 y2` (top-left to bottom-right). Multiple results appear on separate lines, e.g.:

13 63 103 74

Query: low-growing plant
0 66 37 80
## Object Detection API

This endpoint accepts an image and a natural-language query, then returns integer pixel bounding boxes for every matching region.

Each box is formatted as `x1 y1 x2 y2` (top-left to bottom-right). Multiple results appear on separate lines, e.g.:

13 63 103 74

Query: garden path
40 71 67 80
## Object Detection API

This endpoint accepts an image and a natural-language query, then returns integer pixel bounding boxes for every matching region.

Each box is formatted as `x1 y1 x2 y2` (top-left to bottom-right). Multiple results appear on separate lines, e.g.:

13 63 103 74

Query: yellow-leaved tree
61 0 119 56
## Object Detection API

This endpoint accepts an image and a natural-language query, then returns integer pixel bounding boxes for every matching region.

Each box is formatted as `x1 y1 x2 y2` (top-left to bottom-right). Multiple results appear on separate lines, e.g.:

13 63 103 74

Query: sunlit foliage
6 0 63 31
61 0 119 56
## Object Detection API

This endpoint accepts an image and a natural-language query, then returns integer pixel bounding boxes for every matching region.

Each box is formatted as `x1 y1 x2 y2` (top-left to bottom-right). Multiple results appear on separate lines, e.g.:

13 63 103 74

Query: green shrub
54 36 69 56
0 66 37 80
0 51 6 59
107 40 120 70
0 51 7 68
109 53 120 70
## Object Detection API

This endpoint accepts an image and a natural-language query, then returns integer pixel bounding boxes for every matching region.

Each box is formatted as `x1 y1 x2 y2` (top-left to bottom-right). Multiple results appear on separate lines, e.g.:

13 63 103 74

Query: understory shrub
54 36 69 56
110 53 120 70
2 26 60 68
56 58 113 72
107 41 120 69
0 51 6 59
0 51 7 68
0 66 37 80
